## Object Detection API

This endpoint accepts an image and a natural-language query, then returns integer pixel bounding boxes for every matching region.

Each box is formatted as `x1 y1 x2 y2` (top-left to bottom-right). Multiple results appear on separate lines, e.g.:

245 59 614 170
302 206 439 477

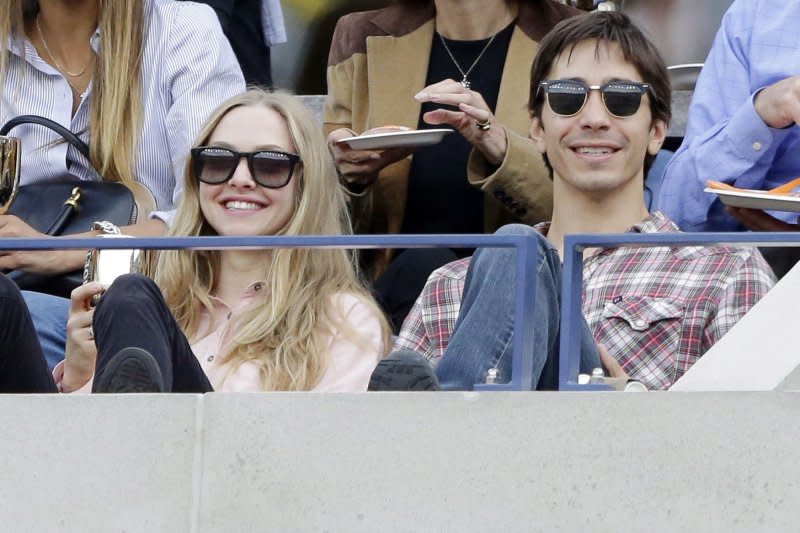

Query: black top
187 0 273 88
401 20 515 239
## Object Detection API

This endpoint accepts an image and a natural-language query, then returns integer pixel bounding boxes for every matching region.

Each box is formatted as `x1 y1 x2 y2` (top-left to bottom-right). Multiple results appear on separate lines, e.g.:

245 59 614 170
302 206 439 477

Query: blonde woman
0 0 244 276
23 89 387 393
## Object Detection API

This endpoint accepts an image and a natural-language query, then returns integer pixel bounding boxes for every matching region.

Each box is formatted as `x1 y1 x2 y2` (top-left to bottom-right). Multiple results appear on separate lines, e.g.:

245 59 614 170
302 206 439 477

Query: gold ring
476 119 491 131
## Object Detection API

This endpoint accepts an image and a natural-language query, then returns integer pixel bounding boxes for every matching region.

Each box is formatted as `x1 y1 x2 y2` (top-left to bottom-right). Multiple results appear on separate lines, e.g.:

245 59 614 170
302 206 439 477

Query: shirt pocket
600 296 686 390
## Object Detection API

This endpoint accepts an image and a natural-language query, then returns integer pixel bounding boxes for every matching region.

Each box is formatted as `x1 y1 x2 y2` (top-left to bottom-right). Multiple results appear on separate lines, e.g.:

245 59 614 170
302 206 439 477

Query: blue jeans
22 290 70 371
435 224 600 390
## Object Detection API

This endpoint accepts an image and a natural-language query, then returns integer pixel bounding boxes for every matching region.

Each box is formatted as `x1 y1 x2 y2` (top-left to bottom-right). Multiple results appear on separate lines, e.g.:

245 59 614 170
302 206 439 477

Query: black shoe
93 347 166 393
368 350 441 391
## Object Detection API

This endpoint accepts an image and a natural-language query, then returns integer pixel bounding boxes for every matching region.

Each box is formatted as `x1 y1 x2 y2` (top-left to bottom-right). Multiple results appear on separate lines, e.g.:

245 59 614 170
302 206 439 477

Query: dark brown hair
528 11 671 176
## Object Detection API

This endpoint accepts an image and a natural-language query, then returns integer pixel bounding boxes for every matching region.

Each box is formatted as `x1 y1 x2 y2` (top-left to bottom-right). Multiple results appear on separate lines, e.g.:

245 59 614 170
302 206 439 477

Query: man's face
530 39 666 197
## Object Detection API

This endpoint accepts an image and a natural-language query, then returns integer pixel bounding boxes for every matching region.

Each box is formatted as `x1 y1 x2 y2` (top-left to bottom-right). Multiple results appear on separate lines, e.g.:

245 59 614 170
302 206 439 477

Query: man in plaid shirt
390 12 776 391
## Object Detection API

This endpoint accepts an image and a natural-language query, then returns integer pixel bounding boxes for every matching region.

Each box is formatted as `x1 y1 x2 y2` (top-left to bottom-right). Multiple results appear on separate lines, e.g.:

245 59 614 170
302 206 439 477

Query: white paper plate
336 129 453 150
705 187 800 213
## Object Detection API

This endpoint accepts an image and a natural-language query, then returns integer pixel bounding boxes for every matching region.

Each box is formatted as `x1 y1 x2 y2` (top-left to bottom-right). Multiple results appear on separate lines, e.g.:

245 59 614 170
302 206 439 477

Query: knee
493 223 537 237
0 273 24 302
474 224 547 265
493 223 549 249
101 274 159 306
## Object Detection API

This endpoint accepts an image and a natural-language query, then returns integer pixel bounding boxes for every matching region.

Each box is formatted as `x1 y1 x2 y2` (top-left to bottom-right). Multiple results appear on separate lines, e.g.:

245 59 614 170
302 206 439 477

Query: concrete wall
1 392 798 532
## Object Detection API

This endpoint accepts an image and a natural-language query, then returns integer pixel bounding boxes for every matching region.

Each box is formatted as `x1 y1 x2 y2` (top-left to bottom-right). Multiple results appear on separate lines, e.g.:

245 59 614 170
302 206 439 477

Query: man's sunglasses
191 146 301 189
538 79 651 118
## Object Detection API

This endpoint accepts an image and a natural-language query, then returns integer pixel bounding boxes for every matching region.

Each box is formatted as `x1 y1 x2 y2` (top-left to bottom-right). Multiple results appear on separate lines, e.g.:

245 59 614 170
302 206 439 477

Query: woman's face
198 105 299 237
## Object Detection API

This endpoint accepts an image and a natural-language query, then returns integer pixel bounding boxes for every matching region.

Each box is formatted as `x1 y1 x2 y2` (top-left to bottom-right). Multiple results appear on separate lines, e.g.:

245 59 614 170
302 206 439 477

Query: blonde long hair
0 0 144 186
155 90 390 390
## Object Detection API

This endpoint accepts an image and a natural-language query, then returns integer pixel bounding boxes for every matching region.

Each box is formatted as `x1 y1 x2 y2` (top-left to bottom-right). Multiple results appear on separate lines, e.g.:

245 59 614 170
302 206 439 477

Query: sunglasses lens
197 148 236 184
546 82 587 116
602 85 644 117
252 152 294 188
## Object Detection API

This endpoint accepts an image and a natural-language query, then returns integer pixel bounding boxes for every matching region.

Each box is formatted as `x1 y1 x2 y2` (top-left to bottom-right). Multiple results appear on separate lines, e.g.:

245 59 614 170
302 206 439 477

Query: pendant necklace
438 31 498 89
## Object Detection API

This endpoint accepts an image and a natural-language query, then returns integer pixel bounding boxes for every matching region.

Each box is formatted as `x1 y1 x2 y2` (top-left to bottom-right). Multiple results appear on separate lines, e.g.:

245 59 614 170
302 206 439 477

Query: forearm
660 97 792 231
52 219 167 272
467 129 553 224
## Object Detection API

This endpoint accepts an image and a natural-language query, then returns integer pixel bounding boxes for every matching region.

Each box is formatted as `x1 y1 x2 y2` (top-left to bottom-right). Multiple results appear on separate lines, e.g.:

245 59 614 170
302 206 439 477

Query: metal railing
0 233 542 391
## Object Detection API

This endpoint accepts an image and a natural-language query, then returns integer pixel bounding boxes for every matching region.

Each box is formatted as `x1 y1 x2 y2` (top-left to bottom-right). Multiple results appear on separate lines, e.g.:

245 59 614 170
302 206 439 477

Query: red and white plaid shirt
394 212 776 390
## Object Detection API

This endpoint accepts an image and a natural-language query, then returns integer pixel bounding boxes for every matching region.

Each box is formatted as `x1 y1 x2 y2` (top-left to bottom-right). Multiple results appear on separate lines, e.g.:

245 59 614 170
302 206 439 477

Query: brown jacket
324 1 579 270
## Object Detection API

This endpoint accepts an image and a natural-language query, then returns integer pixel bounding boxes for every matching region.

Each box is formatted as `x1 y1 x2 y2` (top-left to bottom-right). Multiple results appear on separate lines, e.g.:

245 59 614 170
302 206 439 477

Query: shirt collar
536 211 683 259
628 211 680 234
208 280 268 309
7 26 101 68
536 211 679 239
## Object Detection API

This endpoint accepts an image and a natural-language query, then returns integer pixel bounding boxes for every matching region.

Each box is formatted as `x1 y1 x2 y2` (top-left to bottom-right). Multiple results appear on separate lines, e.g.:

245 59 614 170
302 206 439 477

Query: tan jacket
324 1 578 270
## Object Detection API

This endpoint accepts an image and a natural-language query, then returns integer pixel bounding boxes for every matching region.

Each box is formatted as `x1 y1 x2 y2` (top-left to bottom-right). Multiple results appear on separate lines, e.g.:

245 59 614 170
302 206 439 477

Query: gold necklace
35 16 94 78
438 31 498 89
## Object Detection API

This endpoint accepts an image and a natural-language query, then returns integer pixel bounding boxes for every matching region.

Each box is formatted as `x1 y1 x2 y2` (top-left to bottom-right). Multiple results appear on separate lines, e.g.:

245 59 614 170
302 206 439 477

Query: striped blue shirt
659 0 800 231
1 0 245 224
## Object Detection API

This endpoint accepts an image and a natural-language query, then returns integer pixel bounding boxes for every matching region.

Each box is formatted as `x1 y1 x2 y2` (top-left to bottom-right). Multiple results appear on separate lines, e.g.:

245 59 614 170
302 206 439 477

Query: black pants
92 274 213 393
759 247 800 279
187 0 273 88
373 248 458 333
0 274 56 393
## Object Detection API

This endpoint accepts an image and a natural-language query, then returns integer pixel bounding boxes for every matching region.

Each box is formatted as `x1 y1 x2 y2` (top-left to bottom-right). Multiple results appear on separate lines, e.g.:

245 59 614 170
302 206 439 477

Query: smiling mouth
223 200 265 211
572 146 619 155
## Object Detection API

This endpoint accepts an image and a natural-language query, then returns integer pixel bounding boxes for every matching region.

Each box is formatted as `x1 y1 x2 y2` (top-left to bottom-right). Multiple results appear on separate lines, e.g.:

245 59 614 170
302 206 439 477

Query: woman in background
0 0 244 275
324 0 580 330
0 0 245 368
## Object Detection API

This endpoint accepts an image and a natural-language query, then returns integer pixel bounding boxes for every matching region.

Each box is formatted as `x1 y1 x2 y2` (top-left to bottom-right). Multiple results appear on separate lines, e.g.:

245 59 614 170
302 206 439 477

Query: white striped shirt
1 0 245 223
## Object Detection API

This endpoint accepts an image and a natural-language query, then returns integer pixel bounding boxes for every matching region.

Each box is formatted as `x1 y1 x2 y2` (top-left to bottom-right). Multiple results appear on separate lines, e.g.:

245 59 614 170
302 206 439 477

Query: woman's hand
0 214 81 274
328 127 414 190
62 282 105 392
415 79 508 166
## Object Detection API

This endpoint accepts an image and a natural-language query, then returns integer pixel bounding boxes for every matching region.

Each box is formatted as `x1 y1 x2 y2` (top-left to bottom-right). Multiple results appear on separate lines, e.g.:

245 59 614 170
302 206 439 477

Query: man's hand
62 282 104 392
328 127 414 189
754 76 800 129
725 206 800 231
598 343 629 380
415 79 508 166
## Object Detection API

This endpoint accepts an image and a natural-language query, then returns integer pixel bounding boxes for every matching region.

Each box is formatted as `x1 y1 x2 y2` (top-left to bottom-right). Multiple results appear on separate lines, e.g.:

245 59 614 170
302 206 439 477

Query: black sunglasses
538 79 651 118
191 146 301 189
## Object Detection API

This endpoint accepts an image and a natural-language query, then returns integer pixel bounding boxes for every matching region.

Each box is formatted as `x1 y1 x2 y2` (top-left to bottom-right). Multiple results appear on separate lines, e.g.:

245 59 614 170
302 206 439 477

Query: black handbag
0 115 138 297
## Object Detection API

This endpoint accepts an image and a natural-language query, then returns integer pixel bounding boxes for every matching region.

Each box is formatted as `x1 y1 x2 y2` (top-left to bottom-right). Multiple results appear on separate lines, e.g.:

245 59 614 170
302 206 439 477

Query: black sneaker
368 350 441 391
93 347 166 393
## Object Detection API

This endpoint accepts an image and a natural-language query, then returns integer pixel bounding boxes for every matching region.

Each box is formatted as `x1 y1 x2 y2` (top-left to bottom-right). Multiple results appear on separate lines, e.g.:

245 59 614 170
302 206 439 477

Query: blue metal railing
559 231 800 390
0 233 540 391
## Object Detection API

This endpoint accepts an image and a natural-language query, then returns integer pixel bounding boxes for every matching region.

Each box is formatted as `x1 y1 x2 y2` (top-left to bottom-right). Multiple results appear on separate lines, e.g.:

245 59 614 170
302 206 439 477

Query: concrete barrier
1 392 798 532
